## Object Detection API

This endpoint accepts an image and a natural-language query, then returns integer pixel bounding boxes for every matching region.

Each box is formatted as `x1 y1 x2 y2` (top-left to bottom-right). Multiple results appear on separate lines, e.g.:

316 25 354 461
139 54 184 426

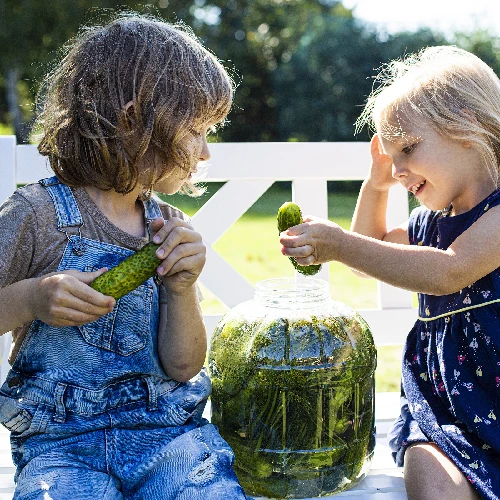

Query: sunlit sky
342 0 500 37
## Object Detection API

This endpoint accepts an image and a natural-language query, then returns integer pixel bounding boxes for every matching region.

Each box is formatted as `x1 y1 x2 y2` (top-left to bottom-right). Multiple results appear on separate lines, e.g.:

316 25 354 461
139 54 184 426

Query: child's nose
200 138 210 162
392 162 408 179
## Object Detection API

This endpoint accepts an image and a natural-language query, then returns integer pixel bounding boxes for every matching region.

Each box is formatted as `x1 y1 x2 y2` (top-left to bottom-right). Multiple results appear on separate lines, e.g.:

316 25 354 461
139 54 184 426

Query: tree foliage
0 0 499 143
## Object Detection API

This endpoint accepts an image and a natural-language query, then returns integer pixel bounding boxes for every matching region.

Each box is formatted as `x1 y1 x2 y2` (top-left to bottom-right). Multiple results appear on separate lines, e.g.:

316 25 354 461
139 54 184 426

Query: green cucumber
90 242 161 299
277 201 322 276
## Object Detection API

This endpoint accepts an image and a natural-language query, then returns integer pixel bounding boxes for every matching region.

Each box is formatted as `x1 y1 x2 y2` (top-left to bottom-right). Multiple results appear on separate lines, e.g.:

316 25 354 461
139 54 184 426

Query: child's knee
404 443 479 500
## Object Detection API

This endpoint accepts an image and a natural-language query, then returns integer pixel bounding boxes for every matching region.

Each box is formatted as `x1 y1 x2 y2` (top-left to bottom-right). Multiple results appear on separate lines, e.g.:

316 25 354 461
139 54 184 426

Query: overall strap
39 176 84 230
143 196 163 225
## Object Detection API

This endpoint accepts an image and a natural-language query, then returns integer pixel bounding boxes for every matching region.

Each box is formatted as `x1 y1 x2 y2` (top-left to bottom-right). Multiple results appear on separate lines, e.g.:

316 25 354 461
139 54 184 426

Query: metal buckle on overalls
63 223 86 256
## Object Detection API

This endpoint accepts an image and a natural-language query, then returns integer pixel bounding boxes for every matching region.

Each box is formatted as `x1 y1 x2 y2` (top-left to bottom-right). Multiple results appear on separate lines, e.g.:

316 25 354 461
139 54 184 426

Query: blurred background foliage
1 0 499 145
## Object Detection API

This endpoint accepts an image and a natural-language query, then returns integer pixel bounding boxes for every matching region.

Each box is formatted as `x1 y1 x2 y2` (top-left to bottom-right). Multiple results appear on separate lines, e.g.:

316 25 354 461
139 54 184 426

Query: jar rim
254 277 330 307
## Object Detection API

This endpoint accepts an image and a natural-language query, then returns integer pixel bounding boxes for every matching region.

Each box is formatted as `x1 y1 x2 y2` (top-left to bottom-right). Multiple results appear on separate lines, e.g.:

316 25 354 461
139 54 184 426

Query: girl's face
154 124 213 195
378 119 496 215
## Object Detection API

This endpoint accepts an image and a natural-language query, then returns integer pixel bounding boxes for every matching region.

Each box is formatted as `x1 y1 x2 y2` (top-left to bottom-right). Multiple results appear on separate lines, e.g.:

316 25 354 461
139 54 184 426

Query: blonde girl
280 46 500 500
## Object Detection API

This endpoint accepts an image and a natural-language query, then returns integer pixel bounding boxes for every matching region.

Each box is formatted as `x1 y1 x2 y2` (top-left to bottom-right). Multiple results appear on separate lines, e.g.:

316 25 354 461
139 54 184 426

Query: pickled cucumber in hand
277 201 321 276
90 242 161 299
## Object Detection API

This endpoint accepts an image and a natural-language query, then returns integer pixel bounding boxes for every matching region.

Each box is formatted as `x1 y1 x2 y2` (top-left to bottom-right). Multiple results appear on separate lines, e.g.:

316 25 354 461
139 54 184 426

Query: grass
158 181 404 392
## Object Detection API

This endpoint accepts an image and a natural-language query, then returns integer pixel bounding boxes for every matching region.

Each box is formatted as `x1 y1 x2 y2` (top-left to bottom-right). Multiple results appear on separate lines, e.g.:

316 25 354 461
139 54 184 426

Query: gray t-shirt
0 182 189 364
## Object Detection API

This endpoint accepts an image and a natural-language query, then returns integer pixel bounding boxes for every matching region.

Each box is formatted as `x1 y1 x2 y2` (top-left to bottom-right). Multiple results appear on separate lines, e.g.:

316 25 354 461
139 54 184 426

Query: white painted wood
192 178 274 245
0 136 16 204
16 144 51 182
203 307 417 346
0 135 418 345
207 142 373 180
0 136 418 498
360 308 416 345
0 333 11 389
198 246 255 309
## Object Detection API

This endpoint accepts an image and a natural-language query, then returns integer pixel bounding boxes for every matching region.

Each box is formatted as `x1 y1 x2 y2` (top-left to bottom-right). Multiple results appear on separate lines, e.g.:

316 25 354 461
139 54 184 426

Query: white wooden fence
0 136 417 345
0 135 411 499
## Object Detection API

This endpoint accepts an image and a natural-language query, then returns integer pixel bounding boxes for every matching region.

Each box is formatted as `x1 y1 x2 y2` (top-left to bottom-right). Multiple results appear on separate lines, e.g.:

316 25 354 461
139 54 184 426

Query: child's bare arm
280 205 500 296
0 269 115 335
149 217 207 382
351 134 409 245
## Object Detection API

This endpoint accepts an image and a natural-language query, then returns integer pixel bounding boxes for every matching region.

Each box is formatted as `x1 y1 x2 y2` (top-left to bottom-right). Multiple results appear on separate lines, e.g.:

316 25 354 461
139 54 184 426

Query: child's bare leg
404 443 481 500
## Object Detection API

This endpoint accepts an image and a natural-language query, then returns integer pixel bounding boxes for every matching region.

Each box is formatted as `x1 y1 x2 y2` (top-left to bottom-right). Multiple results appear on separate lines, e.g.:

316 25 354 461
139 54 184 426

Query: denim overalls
0 177 246 500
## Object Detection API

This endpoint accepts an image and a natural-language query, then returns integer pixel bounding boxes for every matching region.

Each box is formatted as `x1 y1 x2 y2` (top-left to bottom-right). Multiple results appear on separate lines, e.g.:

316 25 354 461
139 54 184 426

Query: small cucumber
277 201 322 276
90 242 161 299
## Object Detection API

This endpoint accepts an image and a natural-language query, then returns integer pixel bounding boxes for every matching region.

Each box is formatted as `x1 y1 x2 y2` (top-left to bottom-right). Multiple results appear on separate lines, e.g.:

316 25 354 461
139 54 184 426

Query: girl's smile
379 121 495 215
408 180 426 197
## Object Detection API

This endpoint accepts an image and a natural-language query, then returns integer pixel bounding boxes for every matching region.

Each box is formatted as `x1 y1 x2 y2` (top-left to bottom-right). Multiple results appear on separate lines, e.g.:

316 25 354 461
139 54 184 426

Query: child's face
377 119 495 215
154 124 213 195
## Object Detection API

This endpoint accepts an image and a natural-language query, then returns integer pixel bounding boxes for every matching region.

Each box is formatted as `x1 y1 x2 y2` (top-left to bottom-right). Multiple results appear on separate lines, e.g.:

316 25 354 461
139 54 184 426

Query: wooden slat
192 178 274 245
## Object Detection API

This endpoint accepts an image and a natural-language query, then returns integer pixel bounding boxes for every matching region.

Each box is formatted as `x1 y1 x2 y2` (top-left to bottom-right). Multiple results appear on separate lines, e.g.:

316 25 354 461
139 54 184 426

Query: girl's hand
366 134 397 192
150 217 206 294
32 269 116 327
280 216 344 265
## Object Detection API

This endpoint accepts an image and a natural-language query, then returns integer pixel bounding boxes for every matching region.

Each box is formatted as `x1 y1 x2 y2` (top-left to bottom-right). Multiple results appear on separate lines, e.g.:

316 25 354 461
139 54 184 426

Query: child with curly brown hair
0 12 246 500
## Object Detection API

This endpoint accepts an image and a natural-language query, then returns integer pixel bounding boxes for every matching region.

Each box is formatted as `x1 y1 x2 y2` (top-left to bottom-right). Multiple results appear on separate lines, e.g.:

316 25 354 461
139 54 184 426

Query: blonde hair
356 45 500 187
34 12 234 197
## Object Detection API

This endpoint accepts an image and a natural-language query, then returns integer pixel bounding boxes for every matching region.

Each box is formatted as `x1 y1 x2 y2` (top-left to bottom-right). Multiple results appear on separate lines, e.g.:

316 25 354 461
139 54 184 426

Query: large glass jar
208 277 377 499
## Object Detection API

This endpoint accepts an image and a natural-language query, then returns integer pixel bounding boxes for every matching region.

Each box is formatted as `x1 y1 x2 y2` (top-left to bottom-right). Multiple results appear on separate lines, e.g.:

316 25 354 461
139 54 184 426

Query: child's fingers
71 267 108 285
370 133 381 154
370 134 393 165
280 229 307 247
35 273 115 327
162 253 205 278
279 224 307 239
153 218 201 260
156 241 206 276
52 270 116 308
148 217 166 235
48 303 111 327
281 243 314 259
294 255 316 266
70 281 116 310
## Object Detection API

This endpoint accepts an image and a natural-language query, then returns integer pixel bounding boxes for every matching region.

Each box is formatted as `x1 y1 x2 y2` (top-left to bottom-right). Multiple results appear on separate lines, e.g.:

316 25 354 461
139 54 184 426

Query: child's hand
150 217 206 294
33 269 116 327
367 134 397 192
280 216 344 265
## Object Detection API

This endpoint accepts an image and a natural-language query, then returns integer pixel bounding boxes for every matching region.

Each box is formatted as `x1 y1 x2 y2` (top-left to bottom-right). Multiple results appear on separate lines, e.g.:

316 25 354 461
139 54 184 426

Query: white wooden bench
0 136 415 498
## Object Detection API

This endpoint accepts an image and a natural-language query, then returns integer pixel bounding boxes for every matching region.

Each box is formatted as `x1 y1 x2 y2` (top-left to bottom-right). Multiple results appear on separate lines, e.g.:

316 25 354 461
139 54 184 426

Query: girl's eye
402 143 417 154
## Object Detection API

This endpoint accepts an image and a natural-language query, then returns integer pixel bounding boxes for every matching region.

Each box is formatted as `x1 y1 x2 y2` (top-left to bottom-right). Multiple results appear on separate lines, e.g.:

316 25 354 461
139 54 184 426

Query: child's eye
402 143 417 154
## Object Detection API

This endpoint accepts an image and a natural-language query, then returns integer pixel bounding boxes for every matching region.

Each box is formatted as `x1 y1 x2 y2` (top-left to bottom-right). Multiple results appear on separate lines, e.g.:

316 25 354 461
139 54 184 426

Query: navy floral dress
388 189 500 499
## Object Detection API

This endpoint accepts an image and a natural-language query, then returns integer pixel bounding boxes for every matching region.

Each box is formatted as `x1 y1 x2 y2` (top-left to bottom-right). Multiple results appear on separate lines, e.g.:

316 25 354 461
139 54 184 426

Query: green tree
195 0 352 142
0 0 197 142
273 21 449 142
2 0 500 146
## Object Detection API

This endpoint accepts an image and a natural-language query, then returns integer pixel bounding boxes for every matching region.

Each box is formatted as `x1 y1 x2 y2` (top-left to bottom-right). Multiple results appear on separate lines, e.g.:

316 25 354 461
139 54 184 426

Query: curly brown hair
34 12 234 197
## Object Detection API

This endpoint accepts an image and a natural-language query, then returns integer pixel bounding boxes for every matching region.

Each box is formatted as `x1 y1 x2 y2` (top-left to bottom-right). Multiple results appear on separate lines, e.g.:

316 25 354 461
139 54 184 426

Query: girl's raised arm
350 135 409 245
281 204 500 296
